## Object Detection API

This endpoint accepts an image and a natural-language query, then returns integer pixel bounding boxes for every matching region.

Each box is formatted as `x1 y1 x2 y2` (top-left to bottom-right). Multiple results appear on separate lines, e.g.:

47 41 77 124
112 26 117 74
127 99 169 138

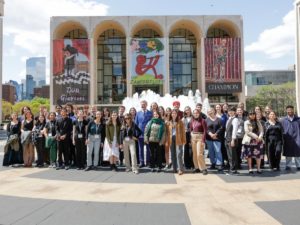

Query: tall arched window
97 29 126 104
169 29 197 96
133 28 160 38
64 29 88 39
207 28 230 38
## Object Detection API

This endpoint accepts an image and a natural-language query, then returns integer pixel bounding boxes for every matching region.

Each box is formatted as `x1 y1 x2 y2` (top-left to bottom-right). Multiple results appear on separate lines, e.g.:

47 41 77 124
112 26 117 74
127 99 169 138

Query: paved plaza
0 142 300 225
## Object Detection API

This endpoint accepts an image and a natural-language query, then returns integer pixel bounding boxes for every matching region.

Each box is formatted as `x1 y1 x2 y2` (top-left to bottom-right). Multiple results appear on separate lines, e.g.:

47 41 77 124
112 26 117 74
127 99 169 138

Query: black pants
75 138 86 168
135 141 140 165
184 132 194 169
236 138 243 167
161 144 166 164
225 140 238 171
220 137 228 166
58 138 70 166
119 149 124 164
36 138 45 166
267 139 282 169
149 142 162 169
69 139 76 166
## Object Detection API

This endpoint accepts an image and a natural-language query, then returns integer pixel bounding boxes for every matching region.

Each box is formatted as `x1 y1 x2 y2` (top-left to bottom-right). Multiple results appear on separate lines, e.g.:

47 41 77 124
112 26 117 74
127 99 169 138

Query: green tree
11 98 50 116
246 82 296 116
1 100 13 120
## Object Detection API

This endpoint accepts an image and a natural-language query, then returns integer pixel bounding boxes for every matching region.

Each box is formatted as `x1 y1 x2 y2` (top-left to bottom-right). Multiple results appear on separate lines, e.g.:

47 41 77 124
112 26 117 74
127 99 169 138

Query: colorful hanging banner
205 38 242 93
53 39 90 105
130 38 165 85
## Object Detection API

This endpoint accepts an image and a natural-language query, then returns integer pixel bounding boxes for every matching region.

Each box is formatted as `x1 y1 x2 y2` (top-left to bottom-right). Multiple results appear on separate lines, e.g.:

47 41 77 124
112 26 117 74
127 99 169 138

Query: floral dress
242 120 264 159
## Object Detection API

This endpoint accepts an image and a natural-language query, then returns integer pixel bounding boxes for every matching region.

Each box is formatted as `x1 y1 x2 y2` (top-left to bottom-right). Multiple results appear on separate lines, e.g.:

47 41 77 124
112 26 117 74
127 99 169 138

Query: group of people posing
2 101 300 176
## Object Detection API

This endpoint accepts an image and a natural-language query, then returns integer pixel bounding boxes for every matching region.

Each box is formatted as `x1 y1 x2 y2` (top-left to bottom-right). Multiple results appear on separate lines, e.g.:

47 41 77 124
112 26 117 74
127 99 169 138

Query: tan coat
166 120 186 146
242 120 264 145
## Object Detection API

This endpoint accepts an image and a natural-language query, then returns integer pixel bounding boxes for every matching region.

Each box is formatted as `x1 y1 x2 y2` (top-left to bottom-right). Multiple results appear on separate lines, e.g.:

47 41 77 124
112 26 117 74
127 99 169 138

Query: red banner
52 39 90 105
205 38 241 83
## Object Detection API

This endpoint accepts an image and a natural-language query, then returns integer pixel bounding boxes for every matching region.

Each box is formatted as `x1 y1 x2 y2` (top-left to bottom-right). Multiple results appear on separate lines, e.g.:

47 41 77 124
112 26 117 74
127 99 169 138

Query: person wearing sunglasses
120 114 142 174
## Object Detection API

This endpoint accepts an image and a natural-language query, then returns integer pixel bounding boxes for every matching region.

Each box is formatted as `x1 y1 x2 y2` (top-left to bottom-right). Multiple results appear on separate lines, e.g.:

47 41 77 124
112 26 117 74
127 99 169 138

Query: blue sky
3 0 296 83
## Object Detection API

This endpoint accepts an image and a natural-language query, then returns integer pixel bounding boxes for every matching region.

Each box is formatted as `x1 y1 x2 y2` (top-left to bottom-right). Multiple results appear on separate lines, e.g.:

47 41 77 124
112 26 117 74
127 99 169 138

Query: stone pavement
0 143 299 225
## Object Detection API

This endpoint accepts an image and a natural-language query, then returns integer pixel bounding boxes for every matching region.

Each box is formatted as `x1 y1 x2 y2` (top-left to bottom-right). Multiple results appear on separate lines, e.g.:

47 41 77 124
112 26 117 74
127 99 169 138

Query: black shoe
139 164 145 168
202 169 208 175
112 164 118 172
65 166 69 170
249 170 254 174
285 166 291 171
209 164 216 170
297 167 300 171
193 168 200 173
230 170 239 175
110 165 114 171
56 166 61 170
151 168 156 173
257 170 262 174
157 168 161 173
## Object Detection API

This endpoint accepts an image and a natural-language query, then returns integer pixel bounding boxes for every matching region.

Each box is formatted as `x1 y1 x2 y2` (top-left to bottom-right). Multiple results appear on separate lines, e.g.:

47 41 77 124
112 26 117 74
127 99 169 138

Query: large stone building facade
50 16 244 108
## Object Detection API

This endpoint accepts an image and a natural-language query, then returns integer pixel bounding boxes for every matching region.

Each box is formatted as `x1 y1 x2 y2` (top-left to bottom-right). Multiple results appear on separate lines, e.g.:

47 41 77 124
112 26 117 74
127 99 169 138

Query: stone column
200 37 206 99
89 37 95 105
0 17 2 123
164 36 170 94
127 37 132 97
49 21 54 111
296 0 300 113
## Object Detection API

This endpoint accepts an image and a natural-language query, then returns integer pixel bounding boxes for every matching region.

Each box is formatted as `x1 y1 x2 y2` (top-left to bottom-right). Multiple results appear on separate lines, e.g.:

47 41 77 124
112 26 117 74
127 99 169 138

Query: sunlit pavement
0 143 299 225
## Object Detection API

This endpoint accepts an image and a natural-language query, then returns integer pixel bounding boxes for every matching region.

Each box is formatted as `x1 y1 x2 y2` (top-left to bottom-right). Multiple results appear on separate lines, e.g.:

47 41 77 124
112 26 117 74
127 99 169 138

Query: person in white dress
103 111 121 171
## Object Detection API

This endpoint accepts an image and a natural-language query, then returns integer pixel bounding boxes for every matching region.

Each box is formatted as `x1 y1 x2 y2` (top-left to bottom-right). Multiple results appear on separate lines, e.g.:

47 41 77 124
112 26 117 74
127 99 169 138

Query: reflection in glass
97 29 126 104
169 29 197 96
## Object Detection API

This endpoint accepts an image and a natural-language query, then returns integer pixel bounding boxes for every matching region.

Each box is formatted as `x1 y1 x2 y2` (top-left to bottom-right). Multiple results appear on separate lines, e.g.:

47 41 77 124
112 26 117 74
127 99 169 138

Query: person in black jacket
55 108 73 170
265 111 283 171
3 112 22 166
120 113 142 174
72 110 88 170
33 114 46 167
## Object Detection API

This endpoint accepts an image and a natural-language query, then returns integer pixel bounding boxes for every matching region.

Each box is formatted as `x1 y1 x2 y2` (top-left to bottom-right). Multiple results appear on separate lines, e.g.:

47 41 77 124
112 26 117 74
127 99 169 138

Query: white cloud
4 0 109 83
245 60 266 71
245 9 296 59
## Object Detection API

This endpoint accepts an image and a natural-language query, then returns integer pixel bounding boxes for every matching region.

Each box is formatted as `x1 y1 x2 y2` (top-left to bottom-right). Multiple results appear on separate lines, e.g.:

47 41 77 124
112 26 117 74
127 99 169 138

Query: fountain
122 89 211 115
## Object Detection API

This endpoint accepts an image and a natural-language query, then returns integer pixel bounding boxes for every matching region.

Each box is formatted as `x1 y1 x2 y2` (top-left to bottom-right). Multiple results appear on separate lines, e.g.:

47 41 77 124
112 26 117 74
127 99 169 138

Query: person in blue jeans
205 108 224 171
135 100 153 167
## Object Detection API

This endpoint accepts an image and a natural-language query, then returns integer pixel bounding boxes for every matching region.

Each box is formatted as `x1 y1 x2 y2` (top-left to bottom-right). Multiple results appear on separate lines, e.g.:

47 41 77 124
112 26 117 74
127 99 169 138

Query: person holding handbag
242 110 264 174
120 113 142 174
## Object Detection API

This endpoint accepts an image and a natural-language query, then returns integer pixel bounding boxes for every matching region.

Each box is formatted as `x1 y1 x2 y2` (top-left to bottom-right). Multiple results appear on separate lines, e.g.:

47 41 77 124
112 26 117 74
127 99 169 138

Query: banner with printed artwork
130 38 165 85
205 38 242 93
53 39 90 105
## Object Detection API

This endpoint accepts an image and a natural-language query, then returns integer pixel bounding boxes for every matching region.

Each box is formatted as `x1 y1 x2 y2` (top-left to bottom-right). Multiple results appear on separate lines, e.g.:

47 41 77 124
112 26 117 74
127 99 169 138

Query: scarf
146 118 164 140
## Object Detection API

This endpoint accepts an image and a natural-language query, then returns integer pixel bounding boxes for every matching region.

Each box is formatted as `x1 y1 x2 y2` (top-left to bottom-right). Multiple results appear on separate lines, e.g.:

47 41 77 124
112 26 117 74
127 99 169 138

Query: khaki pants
124 139 138 172
191 133 206 170
23 143 35 166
